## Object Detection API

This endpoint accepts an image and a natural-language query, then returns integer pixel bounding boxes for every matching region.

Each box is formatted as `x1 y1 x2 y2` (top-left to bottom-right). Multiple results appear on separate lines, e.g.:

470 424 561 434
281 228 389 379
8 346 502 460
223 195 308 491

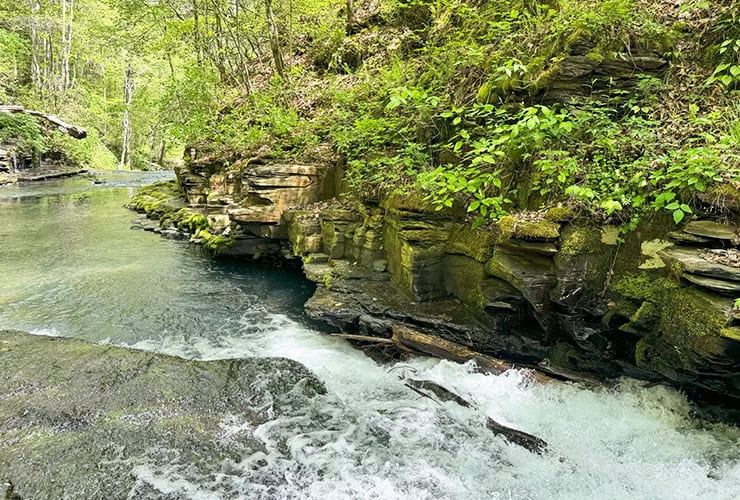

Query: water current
1 172 738 499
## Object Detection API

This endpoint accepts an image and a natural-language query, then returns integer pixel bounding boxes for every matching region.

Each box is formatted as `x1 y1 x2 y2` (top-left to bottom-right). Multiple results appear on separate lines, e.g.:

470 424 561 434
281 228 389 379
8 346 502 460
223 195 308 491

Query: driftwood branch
330 333 395 344
404 378 549 454
0 105 87 139
332 328 552 454
391 326 555 383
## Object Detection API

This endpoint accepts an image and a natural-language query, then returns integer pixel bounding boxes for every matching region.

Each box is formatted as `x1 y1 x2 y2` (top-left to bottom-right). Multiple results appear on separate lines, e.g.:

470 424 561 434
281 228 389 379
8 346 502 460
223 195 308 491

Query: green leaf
673 209 685 224
680 204 692 213
665 201 680 210
468 201 481 212
600 199 623 215
714 63 731 74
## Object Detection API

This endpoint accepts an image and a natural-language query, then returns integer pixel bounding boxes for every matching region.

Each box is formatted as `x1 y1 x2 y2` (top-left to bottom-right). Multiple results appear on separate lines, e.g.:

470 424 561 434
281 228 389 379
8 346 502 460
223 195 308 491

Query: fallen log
330 333 395 344
0 105 87 139
392 325 554 383
392 325 513 374
404 378 549 454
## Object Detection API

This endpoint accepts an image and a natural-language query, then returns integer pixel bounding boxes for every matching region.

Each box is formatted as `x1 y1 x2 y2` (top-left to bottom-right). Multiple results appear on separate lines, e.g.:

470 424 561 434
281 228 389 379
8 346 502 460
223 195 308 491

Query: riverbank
128 171 740 421
0 165 89 186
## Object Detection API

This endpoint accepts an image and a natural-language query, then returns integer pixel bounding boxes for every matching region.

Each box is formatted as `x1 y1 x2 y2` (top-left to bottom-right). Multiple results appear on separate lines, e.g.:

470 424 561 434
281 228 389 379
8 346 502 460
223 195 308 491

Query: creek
1 172 738 499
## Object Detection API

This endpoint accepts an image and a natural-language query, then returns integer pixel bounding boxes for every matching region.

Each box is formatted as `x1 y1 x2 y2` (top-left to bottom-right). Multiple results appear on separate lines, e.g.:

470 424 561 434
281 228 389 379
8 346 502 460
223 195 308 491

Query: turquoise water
0 171 314 346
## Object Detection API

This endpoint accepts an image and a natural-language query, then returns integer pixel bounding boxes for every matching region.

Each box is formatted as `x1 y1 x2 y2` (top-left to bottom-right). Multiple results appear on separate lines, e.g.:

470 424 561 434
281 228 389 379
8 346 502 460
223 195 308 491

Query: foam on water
127 308 740 500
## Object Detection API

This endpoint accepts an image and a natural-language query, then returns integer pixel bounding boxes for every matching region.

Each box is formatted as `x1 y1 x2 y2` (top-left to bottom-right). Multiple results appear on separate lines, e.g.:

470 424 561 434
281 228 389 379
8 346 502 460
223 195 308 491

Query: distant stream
1 172 738 499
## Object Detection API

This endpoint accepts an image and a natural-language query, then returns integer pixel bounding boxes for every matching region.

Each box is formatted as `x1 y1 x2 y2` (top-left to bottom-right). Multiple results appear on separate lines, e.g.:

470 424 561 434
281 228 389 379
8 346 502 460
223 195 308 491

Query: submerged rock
0 330 325 499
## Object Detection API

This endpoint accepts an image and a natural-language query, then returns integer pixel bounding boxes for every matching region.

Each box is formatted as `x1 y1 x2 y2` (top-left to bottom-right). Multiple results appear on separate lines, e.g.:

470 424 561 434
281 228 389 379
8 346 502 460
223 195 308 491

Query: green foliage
706 5 740 89
0 28 28 102
0 114 44 156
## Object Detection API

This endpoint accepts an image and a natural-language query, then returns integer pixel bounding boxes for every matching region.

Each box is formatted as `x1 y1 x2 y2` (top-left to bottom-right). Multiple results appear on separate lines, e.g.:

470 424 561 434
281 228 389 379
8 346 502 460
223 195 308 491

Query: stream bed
1 172 739 499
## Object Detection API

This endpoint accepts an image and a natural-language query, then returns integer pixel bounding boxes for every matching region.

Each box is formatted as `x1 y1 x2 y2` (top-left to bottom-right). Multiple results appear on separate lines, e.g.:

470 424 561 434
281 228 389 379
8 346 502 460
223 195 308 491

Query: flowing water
1 172 739 499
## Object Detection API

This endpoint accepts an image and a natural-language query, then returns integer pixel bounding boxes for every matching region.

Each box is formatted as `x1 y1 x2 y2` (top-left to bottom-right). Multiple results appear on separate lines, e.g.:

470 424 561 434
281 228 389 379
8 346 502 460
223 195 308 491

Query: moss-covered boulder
0 330 325 499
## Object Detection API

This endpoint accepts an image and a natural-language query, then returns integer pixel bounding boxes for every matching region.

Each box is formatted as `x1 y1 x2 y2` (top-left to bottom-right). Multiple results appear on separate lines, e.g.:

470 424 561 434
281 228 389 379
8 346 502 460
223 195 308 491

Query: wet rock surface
0 330 325 499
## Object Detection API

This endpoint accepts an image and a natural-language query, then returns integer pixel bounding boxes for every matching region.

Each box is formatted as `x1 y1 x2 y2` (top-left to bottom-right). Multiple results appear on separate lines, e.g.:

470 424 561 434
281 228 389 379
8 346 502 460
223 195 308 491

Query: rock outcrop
129 154 740 418
0 330 325 499
168 151 337 258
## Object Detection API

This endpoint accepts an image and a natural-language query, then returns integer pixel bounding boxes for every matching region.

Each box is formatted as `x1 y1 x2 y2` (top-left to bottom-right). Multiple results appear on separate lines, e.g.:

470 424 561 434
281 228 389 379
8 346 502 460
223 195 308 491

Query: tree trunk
346 0 354 33
158 139 166 167
30 1 41 90
64 0 74 90
192 0 202 65
61 0 67 91
264 0 285 79
213 12 229 84
119 63 134 170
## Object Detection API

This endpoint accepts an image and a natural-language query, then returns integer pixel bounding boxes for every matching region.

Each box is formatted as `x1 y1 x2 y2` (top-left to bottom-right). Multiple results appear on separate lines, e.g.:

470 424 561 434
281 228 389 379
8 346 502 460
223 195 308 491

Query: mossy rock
545 342 583 371
699 184 740 212
619 301 660 335
442 255 486 309
610 273 679 302
0 330 324 499
558 225 602 256
544 206 577 223
127 180 187 219
497 216 560 242
634 287 737 378
195 229 236 253
446 226 497 263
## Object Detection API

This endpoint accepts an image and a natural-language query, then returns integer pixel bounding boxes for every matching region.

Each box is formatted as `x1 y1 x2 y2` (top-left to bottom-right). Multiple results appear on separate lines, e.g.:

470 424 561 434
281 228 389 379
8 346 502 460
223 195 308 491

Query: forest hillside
0 1 737 226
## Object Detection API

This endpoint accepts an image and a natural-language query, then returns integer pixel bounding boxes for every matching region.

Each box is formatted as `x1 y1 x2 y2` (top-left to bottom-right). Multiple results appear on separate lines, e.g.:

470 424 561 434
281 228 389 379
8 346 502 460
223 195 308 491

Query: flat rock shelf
0 330 325 499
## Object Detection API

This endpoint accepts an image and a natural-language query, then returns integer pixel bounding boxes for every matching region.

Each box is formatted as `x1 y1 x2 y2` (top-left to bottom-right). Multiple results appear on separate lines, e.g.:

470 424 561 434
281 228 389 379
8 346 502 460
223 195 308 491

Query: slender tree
119 61 134 169
264 0 285 79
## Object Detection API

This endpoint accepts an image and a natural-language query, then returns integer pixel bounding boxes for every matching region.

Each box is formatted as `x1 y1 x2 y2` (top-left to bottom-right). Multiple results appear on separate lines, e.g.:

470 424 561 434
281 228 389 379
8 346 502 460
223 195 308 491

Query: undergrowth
189 0 740 231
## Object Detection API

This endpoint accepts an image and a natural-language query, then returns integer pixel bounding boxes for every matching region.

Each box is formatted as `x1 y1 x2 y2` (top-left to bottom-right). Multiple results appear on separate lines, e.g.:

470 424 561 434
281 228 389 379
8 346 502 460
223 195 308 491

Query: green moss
720 328 740 341
442 255 486 309
544 206 576 223
659 288 730 340
497 216 560 241
126 180 185 219
546 342 581 370
631 301 659 326
559 226 601 256
585 50 604 63
635 288 735 372
195 229 235 253
634 337 650 366
610 274 678 301
446 226 497 263
180 213 209 233
528 61 563 92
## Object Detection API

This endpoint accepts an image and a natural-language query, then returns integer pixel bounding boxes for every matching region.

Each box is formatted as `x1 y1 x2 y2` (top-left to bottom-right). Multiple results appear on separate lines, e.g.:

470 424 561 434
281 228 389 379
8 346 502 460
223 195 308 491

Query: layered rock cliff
127 151 740 418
